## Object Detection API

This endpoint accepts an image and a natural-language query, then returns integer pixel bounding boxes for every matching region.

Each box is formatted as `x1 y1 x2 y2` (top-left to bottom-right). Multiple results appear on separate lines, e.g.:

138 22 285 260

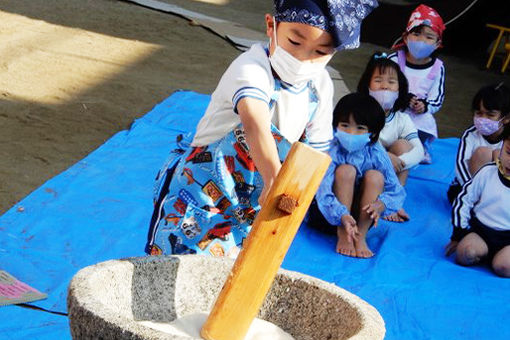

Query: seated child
309 92 406 258
145 0 378 257
445 123 510 277
357 52 424 222
448 83 510 204
389 4 446 164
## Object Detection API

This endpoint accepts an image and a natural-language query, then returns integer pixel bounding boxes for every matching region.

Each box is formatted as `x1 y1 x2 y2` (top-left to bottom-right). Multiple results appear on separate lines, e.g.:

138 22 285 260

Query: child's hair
333 92 385 144
472 83 510 117
408 25 440 42
357 52 409 112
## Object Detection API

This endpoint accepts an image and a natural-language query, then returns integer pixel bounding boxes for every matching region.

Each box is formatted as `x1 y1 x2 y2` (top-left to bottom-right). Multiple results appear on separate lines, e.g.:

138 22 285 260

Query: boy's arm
451 173 482 241
399 136 424 169
398 115 424 169
421 64 445 115
237 97 281 204
455 128 476 185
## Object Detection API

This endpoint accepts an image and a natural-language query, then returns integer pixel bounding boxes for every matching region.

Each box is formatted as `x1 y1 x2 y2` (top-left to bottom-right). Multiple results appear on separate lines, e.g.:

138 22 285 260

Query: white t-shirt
378 110 424 169
192 43 333 151
389 52 445 138
454 125 503 186
452 163 510 233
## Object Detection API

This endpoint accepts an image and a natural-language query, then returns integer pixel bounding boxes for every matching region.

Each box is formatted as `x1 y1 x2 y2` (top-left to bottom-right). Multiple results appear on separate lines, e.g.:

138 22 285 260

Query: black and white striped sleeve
424 63 445 115
454 126 476 186
450 164 485 241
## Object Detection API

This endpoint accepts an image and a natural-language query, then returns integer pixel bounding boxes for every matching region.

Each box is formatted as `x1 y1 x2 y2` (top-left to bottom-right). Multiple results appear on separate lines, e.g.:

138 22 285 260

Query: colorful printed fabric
273 0 378 50
145 124 294 257
405 4 445 38
391 4 445 50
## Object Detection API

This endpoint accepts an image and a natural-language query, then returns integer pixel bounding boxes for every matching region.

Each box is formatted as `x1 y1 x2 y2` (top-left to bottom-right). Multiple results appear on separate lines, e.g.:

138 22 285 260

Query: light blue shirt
315 138 406 226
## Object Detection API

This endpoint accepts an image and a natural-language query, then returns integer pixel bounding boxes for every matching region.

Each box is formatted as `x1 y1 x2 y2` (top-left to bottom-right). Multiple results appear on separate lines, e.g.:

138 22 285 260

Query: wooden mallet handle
201 142 331 340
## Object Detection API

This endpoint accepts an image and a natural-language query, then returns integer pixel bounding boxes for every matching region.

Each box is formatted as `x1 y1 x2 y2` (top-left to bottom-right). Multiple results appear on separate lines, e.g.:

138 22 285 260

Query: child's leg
492 246 510 277
468 147 494 176
355 170 384 258
333 164 357 257
333 164 356 209
383 140 412 223
456 232 489 266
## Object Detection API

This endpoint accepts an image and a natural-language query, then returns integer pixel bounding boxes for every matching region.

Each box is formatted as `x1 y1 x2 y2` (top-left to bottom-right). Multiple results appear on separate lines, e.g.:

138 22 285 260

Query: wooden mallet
201 142 331 340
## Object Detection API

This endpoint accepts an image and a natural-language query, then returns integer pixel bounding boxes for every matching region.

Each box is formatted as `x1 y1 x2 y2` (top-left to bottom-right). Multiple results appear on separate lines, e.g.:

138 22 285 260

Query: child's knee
389 139 412 156
492 260 510 277
335 164 356 182
492 249 510 277
471 147 492 163
456 245 481 266
363 170 384 187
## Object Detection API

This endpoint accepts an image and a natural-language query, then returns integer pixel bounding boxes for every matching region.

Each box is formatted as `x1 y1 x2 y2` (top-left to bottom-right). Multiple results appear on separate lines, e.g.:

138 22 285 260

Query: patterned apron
146 79 318 257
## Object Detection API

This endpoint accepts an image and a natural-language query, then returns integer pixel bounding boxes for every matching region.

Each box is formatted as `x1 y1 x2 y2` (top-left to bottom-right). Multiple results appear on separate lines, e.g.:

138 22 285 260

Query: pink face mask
473 116 502 136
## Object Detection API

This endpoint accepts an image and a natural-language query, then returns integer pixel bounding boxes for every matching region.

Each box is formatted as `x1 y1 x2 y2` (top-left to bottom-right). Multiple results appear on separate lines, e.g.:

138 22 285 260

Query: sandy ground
0 0 507 214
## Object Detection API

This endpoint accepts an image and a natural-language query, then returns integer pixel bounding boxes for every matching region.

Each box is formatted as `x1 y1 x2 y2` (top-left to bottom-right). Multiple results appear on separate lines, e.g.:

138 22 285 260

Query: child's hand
445 240 458 256
362 200 385 227
492 148 500 162
409 96 418 109
341 214 359 242
258 180 273 206
410 97 426 114
389 153 406 173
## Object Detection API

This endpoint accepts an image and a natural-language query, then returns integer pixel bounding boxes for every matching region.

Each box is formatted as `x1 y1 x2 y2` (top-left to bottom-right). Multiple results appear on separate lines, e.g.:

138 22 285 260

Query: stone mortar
67 255 385 339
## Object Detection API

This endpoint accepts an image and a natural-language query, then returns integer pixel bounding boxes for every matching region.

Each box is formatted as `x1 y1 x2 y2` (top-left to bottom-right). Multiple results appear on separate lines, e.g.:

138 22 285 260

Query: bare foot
336 227 356 257
354 237 374 258
383 208 410 223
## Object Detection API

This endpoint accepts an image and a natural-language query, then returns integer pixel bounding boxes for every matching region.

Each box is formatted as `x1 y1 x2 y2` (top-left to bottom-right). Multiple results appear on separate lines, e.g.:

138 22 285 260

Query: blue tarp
1 90 509 339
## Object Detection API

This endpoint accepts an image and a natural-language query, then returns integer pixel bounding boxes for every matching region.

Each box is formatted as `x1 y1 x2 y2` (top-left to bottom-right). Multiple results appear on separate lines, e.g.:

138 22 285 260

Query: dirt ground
0 0 507 214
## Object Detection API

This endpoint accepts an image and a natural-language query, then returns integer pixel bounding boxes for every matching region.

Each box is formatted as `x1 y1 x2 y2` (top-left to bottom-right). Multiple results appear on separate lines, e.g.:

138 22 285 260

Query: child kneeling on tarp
446 123 510 277
447 83 510 204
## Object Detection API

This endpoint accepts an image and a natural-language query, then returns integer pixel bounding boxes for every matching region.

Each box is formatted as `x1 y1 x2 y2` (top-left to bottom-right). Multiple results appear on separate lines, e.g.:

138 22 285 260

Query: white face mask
269 18 332 85
369 89 399 112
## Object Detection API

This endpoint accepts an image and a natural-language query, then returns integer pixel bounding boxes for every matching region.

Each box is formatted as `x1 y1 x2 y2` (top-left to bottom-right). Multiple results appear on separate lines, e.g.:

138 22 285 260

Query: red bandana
406 4 445 38
393 4 445 49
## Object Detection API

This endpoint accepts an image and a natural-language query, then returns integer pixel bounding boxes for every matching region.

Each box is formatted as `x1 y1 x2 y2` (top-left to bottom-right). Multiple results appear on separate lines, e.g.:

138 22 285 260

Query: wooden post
200 142 331 340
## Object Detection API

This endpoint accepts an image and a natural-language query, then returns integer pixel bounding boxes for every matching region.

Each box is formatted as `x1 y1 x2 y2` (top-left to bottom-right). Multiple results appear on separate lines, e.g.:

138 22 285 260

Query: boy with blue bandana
145 0 378 257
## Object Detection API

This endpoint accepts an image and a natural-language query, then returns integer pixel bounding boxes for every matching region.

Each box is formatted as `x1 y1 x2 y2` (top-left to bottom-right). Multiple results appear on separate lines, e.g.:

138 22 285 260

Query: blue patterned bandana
274 0 378 50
